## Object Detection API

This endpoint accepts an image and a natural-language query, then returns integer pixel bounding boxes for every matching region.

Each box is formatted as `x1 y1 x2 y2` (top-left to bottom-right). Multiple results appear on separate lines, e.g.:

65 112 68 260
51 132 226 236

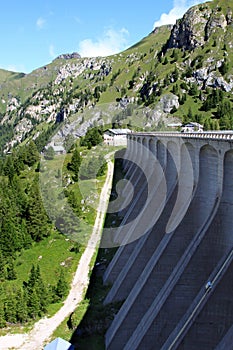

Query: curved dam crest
103 132 233 350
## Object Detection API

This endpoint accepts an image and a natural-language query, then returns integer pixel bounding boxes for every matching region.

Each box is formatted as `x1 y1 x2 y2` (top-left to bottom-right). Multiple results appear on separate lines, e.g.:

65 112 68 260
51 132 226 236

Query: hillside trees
80 127 103 148
79 154 107 180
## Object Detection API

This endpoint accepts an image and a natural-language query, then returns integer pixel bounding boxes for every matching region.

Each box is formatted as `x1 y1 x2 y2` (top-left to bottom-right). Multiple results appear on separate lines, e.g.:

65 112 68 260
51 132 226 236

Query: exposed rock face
7 118 33 149
167 6 211 50
152 24 173 35
191 61 233 91
146 93 179 124
167 4 228 50
54 57 112 84
54 52 81 60
205 11 228 39
160 93 179 113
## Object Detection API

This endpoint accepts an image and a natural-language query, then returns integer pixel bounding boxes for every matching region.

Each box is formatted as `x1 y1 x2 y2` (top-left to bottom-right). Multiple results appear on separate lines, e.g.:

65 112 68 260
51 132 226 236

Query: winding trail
0 156 114 350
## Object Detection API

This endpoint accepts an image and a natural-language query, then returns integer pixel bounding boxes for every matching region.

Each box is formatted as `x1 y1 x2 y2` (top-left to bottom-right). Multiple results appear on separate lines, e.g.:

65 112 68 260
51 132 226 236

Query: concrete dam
102 132 233 350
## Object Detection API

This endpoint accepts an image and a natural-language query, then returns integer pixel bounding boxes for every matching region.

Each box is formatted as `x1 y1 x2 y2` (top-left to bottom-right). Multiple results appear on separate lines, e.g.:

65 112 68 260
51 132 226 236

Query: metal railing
128 131 233 141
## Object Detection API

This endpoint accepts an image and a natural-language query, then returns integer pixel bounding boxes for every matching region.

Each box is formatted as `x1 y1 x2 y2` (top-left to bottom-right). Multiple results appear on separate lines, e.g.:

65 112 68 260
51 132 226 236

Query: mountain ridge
0 0 233 153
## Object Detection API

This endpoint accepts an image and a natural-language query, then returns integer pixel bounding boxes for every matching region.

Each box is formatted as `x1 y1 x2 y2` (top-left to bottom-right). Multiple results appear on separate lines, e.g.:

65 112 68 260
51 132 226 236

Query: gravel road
0 156 114 350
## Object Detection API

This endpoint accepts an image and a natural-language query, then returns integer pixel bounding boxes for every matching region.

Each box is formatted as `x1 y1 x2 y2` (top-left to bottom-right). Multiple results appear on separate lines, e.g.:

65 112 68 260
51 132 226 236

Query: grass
0 232 81 337
14 232 81 286
48 152 126 349
0 149 117 336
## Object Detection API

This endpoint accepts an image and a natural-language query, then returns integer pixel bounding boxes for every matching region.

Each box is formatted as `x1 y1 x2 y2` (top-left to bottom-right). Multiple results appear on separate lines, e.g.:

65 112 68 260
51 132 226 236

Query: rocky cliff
0 0 233 153
167 0 233 50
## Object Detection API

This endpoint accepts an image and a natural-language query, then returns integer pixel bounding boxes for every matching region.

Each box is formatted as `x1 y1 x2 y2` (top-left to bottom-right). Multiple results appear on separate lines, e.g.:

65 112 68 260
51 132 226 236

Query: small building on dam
102 131 233 350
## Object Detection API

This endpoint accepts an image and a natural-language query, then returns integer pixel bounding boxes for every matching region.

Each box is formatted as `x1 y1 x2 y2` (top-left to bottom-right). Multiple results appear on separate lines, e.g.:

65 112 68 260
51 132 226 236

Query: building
167 122 182 129
45 140 66 155
103 128 131 146
181 122 203 133
44 337 74 350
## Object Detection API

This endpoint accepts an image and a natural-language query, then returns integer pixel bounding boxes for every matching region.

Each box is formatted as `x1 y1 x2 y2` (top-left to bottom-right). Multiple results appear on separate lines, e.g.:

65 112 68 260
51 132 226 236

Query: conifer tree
16 288 28 323
27 179 50 241
55 269 68 300
24 141 39 166
4 291 17 323
34 265 48 314
69 146 81 181
0 250 5 281
0 300 6 328
27 287 40 319
0 217 18 257
3 156 15 181
6 260 17 280
26 264 48 318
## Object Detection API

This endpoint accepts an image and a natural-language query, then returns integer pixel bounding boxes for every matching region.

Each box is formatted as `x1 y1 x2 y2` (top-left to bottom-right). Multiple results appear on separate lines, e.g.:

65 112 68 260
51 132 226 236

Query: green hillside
0 0 233 153
0 0 233 337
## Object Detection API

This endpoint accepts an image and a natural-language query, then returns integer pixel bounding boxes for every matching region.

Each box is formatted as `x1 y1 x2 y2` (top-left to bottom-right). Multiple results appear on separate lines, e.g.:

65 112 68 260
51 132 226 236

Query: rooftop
106 128 132 135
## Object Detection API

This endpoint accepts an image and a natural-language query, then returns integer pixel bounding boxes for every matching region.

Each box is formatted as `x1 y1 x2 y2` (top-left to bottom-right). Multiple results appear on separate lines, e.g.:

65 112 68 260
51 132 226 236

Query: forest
0 126 105 327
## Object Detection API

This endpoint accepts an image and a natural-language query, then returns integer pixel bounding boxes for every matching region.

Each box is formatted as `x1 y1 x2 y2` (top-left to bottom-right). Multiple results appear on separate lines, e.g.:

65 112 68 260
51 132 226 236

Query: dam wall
104 132 233 350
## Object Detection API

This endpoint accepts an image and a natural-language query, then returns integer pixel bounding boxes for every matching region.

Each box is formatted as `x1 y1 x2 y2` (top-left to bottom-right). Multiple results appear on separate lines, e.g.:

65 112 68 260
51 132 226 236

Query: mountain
1 0 233 153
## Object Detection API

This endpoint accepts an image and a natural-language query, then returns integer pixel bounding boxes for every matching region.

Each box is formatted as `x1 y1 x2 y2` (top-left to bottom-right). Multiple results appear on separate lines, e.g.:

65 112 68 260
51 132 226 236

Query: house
181 122 203 133
167 122 182 129
103 128 132 146
52 143 66 154
45 141 66 154
44 337 74 350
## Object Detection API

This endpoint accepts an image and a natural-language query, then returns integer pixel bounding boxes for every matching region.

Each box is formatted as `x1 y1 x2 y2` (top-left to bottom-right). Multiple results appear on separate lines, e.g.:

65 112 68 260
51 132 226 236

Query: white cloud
1 64 27 73
153 0 210 28
49 44 56 58
36 17 46 29
78 28 129 58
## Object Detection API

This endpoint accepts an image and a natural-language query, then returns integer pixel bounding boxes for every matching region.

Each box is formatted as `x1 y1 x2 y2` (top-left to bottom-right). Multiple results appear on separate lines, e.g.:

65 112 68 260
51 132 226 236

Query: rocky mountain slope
0 0 233 153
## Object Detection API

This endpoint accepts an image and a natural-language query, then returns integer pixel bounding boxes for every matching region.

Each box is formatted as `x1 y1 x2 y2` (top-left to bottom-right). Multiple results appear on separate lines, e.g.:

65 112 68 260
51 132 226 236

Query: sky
0 0 209 73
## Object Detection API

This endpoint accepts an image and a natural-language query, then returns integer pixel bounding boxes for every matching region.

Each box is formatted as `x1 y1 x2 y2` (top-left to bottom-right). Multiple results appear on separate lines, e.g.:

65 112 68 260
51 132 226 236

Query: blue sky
0 0 208 73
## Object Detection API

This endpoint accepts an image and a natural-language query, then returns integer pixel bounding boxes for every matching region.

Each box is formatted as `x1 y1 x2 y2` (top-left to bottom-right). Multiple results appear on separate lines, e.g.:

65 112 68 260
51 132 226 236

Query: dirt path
0 157 114 350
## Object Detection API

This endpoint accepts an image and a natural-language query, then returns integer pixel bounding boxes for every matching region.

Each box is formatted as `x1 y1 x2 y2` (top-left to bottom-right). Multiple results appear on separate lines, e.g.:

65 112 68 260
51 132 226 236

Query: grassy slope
48 155 125 349
0 147 113 336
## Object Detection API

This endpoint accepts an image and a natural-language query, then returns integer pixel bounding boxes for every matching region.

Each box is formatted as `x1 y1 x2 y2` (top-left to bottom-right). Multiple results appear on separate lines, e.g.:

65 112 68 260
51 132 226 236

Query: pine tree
80 127 103 148
3 156 15 181
55 269 68 300
34 265 48 314
16 288 28 323
187 107 193 120
6 260 17 280
27 288 40 319
24 141 39 166
0 250 5 281
4 291 17 324
26 264 48 318
0 217 18 257
69 147 81 182
67 190 81 215
9 176 27 217
0 300 6 328
20 219 32 249
11 149 25 174
27 264 37 292
27 179 50 241
97 155 107 177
